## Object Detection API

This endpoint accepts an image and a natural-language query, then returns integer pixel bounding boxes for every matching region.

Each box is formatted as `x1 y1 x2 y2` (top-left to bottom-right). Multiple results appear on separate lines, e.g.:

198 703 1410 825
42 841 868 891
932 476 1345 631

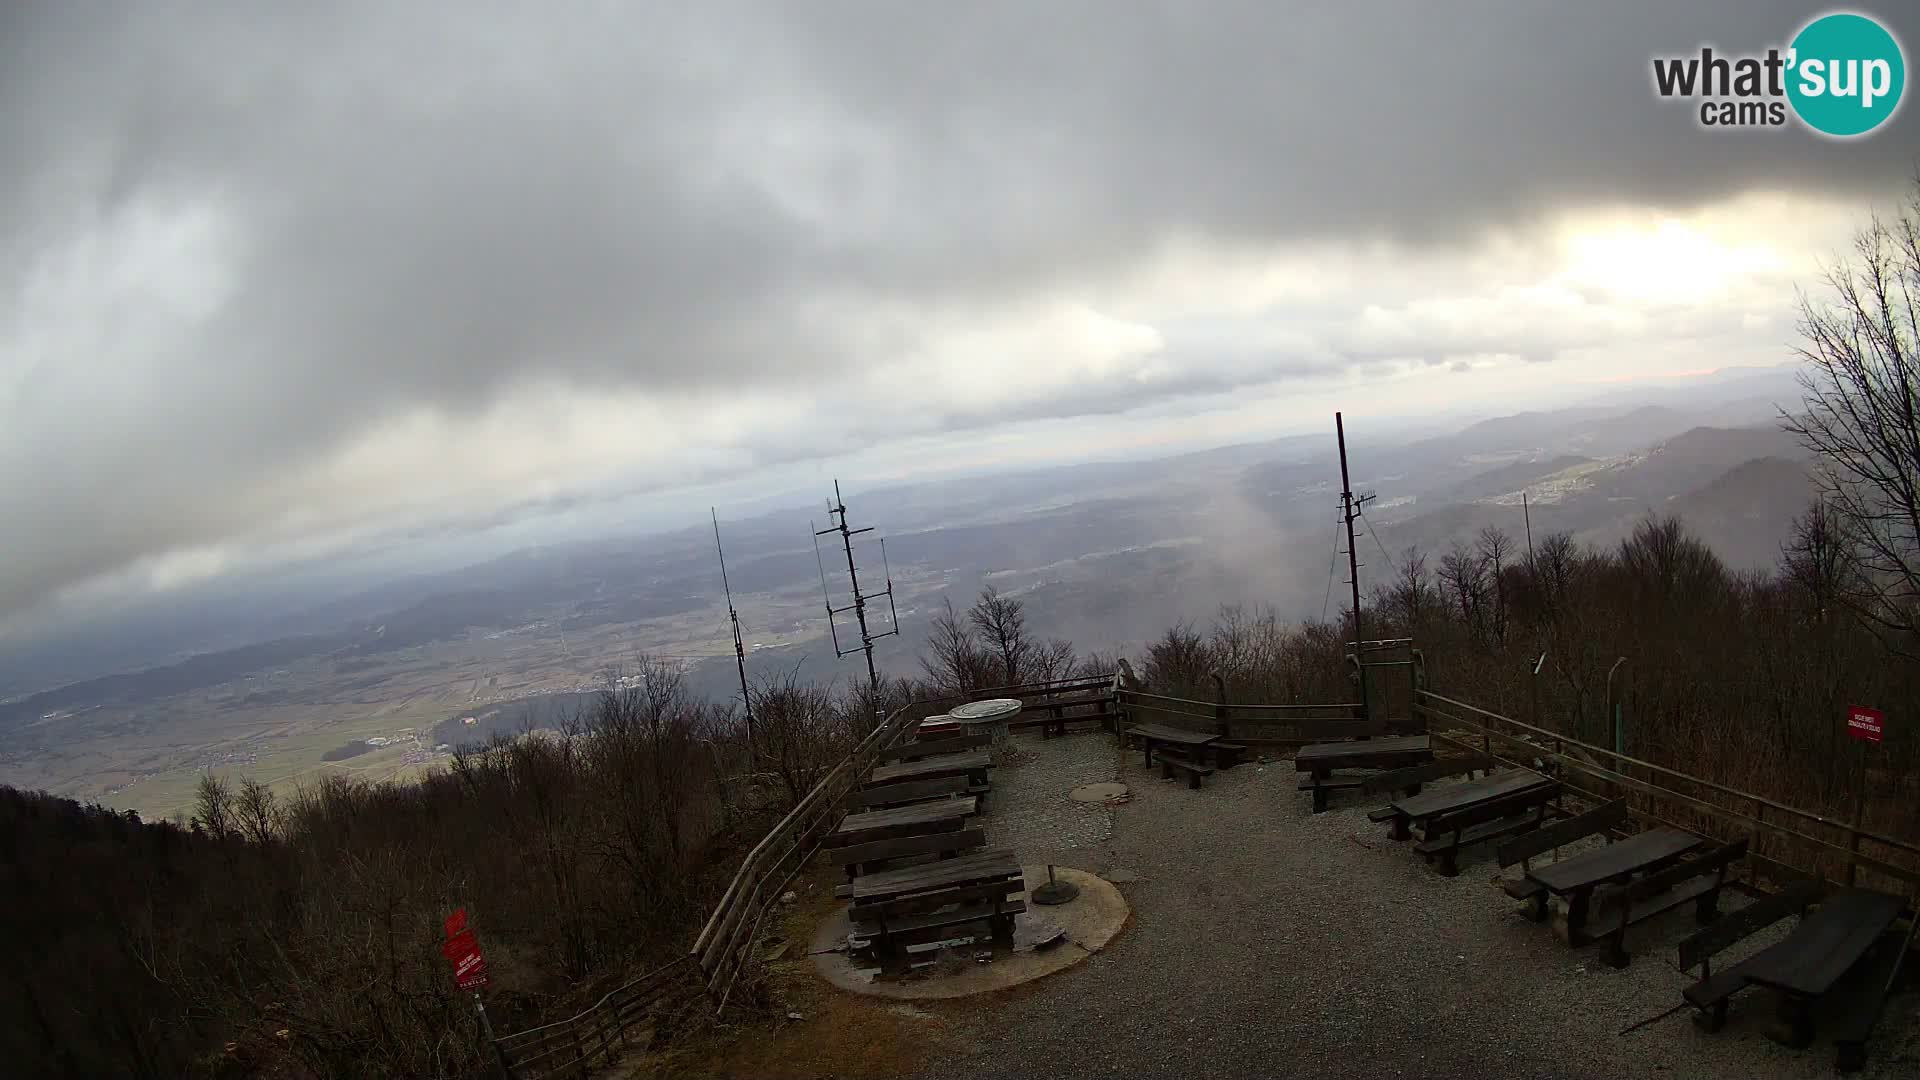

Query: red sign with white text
1847 705 1884 744
443 909 489 990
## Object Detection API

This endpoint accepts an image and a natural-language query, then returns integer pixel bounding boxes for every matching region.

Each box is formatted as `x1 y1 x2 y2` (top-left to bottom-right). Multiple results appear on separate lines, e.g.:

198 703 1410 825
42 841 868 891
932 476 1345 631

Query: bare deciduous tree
1782 178 1920 655
968 585 1032 685
235 777 279 845
922 596 996 691
192 772 234 842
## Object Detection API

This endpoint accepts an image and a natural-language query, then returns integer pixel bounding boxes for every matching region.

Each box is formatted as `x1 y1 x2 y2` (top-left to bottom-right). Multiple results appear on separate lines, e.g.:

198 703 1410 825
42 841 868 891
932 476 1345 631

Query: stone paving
914 732 1919 1080
982 728 1124 868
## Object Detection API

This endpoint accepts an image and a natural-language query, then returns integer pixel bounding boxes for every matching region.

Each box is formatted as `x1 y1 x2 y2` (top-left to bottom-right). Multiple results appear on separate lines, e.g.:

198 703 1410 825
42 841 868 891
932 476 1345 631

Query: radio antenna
712 508 755 757
813 479 898 703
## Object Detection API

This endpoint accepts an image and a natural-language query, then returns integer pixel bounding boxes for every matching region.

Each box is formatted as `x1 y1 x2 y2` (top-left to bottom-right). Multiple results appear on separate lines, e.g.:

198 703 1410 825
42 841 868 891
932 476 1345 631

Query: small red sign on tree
1847 705 1884 744
443 909 489 990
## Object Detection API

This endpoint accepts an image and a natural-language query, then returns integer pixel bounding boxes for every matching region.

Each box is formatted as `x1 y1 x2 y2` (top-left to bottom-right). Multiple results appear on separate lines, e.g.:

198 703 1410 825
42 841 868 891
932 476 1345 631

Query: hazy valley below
0 366 1817 820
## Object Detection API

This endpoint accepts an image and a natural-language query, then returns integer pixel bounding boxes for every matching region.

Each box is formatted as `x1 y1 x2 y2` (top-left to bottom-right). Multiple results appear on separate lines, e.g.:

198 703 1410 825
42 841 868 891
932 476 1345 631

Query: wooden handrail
1415 693 1920 886
1416 689 1920 860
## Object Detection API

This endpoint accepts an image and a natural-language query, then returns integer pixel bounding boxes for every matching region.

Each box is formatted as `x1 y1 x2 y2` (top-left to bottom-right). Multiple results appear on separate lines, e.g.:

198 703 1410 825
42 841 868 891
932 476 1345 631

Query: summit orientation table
1383 769 1556 842
1524 827 1707 939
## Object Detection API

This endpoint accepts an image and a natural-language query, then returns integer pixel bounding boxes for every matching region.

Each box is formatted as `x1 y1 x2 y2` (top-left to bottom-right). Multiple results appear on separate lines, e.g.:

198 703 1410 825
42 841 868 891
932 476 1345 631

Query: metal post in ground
475 992 511 1080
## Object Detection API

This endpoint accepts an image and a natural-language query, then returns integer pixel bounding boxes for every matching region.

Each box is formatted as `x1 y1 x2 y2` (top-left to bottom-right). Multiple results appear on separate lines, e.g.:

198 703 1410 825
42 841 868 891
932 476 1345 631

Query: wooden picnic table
1125 723 1218 768
1296 733 1432 775
1525 827 1706 939
1385 770 1554 841
1737 888 1906 1047
849 848 1022 903
847 848 1026 972
832 796 977 847
868 749 993 787
1296 735 1434 813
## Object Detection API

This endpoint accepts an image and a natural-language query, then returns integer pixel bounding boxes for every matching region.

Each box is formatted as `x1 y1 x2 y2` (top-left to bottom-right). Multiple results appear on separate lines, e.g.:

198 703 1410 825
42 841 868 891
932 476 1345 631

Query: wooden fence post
1210 672 1228 739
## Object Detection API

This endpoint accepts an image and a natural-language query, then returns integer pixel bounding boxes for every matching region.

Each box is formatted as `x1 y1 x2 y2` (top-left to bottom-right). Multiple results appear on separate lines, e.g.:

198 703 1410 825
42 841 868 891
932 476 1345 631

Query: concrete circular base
810 866 1129 1000
1068 782 1128 803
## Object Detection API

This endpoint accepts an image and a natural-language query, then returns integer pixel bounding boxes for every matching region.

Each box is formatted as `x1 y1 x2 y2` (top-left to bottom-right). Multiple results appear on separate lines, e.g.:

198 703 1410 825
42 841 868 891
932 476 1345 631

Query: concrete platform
810 865 1128 1000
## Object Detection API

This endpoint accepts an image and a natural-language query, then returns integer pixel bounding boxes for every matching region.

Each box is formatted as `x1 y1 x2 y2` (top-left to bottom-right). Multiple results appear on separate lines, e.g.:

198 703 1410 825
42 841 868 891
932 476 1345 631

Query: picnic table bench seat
1380 769 1554 843
1706 887 1908 1053
1125 723 1232 770
1412 780 1560 877
847 849 1025 973
851 898 1030 940
876 732 991 763
1677 879 1822 1029
1590 838 1747 969
1494 799 1629 920
1155 748 1216 789
1037 701 1121 738
1359 754 1496 819
847 773 985 812
1296 772 1367 792
1295 734 1433 812
830 796 977 848
829 825 987 880
1827 923 1915 1073
868 749 993 788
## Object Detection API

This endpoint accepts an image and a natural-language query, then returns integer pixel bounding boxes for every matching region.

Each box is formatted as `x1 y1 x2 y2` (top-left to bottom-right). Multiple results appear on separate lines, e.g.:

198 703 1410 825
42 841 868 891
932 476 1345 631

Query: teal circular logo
1787 12 1906 137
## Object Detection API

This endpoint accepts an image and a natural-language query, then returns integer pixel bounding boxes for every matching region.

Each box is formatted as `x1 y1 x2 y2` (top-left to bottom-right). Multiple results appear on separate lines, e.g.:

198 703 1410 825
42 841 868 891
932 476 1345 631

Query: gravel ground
915 734 1920 1080
981 728 1124 865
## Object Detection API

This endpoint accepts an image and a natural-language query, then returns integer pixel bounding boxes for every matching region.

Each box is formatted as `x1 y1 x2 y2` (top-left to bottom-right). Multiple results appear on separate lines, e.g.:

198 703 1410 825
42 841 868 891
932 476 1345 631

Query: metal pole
1606 656 1627 755
1336 412 1368 722
1847 740 1868 887
1522 489 1535 563
476 992 511 1080
713 509 756 760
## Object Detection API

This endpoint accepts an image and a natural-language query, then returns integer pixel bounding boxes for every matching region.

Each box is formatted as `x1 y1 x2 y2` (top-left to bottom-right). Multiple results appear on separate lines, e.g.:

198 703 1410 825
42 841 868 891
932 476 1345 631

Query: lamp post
1606 657 1629 757
1530 651 1547 730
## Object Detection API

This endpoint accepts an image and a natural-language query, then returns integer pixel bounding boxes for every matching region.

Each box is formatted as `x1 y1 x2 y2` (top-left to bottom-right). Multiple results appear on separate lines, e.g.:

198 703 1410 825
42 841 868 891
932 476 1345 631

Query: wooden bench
1413 781 1560 877
847 851 1025 973
1294 734 1433 812
1591 838 1747 969
829 825 987 880
1361 754 1495 822
1212 741 1247 769
1495 799 1628 920
1154 749 1216 789
1677 880 1821 1031
876 732 991 762
1036 701 1120 738
1828 917 1917 1073
846 774 981 812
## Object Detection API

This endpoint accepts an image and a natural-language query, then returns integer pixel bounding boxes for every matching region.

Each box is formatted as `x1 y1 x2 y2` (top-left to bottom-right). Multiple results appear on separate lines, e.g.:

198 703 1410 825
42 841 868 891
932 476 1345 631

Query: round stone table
948 697 1023 746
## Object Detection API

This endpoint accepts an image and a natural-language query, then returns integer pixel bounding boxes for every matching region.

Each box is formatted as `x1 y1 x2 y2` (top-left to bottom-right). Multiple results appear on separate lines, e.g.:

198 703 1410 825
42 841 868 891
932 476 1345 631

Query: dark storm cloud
0 0 1911 621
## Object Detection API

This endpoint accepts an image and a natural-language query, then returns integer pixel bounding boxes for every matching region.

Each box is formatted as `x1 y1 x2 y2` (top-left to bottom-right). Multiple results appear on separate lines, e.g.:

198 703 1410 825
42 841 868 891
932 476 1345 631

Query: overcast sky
1 1 1914 640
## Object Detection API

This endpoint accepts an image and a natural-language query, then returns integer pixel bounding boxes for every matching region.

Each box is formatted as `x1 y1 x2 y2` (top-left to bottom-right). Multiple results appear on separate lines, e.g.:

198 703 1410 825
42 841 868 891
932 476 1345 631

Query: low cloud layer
1 1 1913 631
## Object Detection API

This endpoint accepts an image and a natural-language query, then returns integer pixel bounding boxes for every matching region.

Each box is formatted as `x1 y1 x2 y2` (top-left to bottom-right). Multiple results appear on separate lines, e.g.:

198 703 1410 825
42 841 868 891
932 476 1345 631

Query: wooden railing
494 674 1119 1077
1414 688 1920 892
690 699 931 1010
1117 687 1367 744
491 958 697 1079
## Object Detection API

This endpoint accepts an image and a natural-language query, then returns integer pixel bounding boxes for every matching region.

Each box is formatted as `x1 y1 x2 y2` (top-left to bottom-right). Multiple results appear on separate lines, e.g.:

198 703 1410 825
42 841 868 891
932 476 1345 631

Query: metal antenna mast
1336 412 1375 719
811 479 898 700
712 509 754 755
